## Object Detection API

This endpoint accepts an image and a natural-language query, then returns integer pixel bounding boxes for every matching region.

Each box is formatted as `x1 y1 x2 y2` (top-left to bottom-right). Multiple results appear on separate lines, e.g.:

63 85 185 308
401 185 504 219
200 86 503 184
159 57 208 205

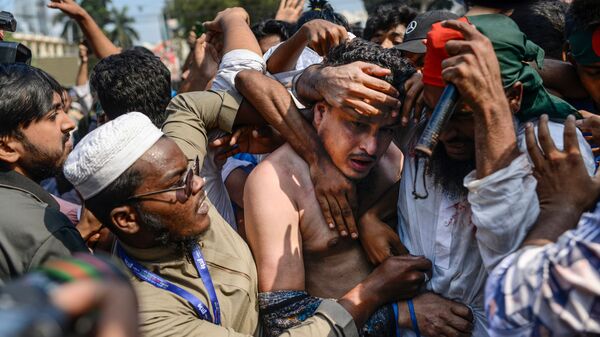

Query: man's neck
11 166 38 183
118 237 181 262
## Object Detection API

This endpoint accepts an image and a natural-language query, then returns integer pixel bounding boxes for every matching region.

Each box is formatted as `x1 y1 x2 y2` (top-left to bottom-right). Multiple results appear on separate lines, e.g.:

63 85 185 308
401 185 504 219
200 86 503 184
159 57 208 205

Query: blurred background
0 0 464 85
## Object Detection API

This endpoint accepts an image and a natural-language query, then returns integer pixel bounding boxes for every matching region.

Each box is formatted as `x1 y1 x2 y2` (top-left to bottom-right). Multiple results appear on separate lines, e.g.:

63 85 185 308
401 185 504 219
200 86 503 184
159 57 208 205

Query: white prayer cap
63 112 163 200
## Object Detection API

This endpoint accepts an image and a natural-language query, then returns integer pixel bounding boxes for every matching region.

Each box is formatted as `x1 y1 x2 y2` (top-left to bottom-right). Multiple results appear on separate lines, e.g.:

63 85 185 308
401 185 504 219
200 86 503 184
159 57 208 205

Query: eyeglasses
127 156 200 203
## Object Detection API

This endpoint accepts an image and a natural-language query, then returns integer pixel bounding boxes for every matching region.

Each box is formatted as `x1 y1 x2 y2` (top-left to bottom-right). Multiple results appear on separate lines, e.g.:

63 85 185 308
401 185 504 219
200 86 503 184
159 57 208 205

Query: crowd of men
1 0 600 336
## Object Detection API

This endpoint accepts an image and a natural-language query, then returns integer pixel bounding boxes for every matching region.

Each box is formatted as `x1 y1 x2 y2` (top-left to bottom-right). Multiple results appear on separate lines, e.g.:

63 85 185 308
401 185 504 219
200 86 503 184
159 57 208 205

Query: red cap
422 17 469 87
593 26 600 57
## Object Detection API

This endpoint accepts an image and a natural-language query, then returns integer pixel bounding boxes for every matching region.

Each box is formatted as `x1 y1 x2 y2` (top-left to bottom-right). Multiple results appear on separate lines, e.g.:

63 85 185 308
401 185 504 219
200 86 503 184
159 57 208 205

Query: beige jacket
119 90 359 337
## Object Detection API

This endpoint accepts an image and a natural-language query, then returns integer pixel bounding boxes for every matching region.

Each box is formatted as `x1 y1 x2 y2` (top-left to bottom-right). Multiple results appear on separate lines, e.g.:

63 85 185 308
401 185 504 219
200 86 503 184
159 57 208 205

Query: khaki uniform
118 91 359 337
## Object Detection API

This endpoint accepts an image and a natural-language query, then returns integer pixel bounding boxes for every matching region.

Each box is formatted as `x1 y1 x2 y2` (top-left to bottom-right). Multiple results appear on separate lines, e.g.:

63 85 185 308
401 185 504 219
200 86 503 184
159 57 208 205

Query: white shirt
202 49 266 228
397 119 595 337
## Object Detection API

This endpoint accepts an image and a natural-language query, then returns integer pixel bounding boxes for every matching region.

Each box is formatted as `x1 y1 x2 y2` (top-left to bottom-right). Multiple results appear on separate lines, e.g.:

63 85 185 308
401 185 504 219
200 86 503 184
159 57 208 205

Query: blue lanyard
117 243 221 325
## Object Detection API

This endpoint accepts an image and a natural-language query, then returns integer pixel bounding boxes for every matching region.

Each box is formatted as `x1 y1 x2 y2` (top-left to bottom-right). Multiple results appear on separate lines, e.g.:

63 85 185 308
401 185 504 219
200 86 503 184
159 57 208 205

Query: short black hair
90 48 171 127
296 0 350 33
363 4 417 41
85 164 142 228
0 63 63 138
568 0 600 31
324 38 415 97
511 0 568 60
252 19 292 42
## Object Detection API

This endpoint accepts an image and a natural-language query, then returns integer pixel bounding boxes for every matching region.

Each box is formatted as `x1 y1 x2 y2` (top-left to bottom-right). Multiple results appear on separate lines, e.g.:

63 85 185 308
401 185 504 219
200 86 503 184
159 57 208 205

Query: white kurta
201 49 266 228
397 119 595 337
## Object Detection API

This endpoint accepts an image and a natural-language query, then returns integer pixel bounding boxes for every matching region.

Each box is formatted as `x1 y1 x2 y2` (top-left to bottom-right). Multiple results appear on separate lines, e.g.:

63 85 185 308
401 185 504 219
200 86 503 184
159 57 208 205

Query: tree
107 6 139 48
363 0 454 15
53 0 113 43
164 0 280 37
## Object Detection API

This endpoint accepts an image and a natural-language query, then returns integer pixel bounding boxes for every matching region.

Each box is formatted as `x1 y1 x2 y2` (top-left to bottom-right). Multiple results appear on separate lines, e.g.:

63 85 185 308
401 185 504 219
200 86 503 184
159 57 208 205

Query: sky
113 0 367 44
4 0 366 44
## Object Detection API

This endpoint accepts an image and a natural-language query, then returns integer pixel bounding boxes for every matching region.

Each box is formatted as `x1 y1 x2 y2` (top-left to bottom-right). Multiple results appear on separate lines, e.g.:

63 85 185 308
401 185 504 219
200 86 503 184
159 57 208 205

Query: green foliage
363 0 454 15
107 6 139 48
54 0 139 47
165 0 280 36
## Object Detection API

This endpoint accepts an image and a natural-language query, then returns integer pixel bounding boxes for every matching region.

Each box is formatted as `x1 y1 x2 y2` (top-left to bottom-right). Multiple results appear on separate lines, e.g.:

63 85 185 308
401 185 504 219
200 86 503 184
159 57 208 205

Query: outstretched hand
275 0 305 23
526 114 600 213
309 157 359 239
577 110 600 155
441 19 507 113
47 0 86 19
203 7 249 33
313 61 401 116
300 19 347 56
78 42 89 63
192 34 220 78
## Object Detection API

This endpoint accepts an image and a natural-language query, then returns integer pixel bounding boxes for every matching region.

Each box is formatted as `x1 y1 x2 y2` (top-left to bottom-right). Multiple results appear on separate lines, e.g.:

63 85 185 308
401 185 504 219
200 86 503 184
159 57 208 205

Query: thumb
196 33 207 45
209 136 231 148
579 110 594 119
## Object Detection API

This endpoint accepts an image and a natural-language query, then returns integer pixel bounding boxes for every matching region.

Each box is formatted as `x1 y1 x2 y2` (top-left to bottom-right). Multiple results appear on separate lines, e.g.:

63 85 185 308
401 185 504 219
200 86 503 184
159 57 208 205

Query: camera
0 11 32 64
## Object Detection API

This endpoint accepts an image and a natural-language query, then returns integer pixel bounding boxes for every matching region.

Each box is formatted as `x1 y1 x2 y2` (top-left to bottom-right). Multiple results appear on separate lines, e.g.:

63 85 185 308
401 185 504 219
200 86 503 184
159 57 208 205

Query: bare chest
297 190 372 298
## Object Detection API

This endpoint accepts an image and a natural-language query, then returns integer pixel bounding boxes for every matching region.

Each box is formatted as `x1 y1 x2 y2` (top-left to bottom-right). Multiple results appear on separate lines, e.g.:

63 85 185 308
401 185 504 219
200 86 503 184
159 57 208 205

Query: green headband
468 14 579 122
568 26 600 66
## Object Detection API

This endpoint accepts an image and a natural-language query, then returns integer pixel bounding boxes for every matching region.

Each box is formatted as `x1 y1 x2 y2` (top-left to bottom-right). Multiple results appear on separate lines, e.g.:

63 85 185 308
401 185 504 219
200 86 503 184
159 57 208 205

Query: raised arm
48 0 120 59
486 119 600 335
235 69 358 238
266 19 347 74
523 115 600 246
75 42 89 86
203 7 262 56
179 34 220 93
162 91 240 165
441 20 519 179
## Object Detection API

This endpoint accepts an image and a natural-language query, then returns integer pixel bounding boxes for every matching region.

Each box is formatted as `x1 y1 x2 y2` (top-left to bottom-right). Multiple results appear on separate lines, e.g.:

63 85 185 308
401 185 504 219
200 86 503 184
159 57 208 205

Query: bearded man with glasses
64 111 419 337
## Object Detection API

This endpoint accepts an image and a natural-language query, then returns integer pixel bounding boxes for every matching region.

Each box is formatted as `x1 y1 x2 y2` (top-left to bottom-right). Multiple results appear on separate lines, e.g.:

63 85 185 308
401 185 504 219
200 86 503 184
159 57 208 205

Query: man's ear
506 81 524 114
110 205 140 235
0 135 22 164
313 102 330 129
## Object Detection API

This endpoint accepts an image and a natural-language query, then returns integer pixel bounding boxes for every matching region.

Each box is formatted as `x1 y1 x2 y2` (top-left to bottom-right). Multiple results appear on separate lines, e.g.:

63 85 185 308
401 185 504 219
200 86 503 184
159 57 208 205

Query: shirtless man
244 39 472 337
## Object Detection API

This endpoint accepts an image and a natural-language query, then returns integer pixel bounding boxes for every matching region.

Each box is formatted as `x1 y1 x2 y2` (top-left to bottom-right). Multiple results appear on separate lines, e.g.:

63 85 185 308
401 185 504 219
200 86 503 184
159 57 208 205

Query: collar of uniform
0 170 60 209
117 239 201 263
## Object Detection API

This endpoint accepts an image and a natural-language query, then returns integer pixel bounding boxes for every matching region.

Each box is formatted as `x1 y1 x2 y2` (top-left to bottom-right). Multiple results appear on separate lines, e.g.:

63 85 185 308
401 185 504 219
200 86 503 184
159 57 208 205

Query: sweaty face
423 85 475 162
259 34 282 54
18 92 75 182
132 138 210 247
577 62 600 110
370 24 407 49
315 104 398 180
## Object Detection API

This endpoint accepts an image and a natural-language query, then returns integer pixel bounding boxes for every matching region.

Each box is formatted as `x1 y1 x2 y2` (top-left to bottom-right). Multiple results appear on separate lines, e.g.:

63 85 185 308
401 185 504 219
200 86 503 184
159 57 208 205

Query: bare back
244 144 373 299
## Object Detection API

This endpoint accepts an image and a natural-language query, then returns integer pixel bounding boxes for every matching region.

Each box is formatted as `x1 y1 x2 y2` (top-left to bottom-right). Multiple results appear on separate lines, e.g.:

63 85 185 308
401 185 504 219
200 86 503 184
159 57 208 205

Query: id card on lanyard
117 243 221 325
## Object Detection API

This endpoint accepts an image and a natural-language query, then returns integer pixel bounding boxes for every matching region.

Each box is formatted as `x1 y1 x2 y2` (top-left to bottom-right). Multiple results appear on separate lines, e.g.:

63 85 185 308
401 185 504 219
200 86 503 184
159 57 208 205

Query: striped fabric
38 253 127 283
485 205 600 337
